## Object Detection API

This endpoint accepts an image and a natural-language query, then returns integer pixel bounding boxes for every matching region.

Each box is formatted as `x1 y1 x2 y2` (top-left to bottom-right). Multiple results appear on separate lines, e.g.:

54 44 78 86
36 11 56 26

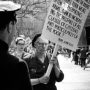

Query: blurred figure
14 36 25 60
84 50 90 70
73 51 78 65
0 1 32 90
80 47 87 67
14 36 34 61
24 36 35 57
25 34 64 90
74 49 80 65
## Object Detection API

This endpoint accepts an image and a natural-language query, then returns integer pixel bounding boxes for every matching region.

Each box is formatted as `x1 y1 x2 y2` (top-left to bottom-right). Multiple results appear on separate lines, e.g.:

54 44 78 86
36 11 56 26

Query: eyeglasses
17 43 24 45
35 41 47 48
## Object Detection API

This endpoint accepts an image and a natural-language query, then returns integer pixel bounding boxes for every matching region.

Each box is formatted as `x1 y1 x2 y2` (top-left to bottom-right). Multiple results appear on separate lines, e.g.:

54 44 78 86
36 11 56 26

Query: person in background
24 36 35 58
25 34 64 90
0 1 32 90
84 50 90 70
15 36 33 60
80 47 87 67
14 37 26 60
73 49 80 65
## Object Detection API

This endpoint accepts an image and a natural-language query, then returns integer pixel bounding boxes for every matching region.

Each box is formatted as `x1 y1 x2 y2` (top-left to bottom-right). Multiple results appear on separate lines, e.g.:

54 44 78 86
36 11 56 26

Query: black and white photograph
0 0 90 90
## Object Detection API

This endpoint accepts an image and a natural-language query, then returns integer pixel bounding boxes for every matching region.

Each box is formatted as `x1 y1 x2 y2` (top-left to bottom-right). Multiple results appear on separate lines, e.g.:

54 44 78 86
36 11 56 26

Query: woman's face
16 40 25 52
35 38 48 56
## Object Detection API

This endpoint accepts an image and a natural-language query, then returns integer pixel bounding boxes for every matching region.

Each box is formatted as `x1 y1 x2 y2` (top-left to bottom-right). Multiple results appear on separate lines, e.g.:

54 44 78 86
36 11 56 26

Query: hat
32 34 41 47
15 37 25 45
19 35 25 39
16 37 25 42
32 34 48 47
0 1 21 12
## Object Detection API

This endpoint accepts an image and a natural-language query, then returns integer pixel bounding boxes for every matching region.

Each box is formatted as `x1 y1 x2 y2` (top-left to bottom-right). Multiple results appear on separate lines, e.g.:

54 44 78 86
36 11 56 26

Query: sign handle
45 43 59 77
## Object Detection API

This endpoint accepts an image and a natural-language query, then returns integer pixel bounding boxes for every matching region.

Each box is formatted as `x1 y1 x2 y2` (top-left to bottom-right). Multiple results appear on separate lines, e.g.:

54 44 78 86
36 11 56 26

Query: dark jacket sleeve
55 69 64 82
18 61 33 90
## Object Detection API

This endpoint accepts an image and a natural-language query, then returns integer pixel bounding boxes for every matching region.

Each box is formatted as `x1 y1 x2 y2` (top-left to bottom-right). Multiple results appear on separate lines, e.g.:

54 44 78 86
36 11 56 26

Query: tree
15 0 51 38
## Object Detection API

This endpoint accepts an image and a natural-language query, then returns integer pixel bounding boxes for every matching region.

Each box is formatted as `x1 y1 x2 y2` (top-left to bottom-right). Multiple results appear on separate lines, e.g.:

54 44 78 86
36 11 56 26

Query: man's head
0 1 21 46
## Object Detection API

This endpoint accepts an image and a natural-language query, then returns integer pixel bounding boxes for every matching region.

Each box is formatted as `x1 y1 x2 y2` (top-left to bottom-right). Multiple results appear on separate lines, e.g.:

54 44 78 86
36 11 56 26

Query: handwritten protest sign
42 0 90 51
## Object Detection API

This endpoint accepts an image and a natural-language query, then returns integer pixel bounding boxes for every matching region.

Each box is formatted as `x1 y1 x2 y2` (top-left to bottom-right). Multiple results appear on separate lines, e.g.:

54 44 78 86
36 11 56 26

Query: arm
23 53 31 59
53 62 61 78
31 75 49 85
50 56 60 77
49 56 64 81
31 78 40 85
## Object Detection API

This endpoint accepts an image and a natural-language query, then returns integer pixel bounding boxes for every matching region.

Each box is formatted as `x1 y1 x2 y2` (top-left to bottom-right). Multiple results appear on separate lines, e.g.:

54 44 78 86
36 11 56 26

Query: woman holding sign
25 34 64 90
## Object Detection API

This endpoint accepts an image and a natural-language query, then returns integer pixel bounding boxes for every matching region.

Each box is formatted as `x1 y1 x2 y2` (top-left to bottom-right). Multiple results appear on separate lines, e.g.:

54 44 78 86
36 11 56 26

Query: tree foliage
14 0 51 38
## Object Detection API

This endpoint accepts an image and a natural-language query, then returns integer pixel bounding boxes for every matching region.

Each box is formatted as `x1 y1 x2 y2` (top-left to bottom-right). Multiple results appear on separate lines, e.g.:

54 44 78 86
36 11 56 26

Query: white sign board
42 0 90 51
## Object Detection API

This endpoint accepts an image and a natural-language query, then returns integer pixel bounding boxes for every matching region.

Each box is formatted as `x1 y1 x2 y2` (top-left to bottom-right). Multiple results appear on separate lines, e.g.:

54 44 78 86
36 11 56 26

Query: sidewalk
56 54 90 90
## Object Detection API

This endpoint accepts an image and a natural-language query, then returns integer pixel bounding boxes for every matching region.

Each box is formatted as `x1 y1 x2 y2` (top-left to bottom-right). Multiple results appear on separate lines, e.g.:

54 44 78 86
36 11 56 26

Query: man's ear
7 21 13 33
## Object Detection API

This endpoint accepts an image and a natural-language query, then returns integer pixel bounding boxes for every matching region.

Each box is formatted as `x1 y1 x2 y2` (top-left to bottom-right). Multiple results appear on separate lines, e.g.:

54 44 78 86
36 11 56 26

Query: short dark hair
32 34 41 48
0 11 17 31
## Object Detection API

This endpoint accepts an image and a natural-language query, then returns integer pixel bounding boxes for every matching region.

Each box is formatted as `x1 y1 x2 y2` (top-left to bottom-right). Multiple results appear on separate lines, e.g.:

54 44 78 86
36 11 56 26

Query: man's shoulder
8 53 27 64
8 53 20 64
7 53 28 71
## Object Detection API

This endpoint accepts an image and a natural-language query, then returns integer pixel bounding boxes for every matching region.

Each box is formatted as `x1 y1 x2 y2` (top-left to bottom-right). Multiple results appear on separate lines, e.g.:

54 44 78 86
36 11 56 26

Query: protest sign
42 0 90 77
42 0 90 51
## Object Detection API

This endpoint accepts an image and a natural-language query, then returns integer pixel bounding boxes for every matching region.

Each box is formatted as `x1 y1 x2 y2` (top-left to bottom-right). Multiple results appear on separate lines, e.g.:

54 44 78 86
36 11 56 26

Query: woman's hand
50 56 61 78
23 53 31 59
39 75 50 84
49 56 58 66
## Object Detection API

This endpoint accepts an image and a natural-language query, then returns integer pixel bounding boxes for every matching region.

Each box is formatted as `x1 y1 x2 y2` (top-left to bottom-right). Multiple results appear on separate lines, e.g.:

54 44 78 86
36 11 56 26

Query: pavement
56 54 90 90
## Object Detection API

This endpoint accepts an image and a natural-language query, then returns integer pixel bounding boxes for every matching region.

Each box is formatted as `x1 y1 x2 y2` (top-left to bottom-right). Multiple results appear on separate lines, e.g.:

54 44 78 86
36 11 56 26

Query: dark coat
0 40 32 90
80 49 87 59
26 55 64 90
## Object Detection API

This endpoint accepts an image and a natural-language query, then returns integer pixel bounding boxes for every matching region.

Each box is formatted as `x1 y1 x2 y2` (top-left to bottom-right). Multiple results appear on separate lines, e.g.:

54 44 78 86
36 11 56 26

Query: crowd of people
1 1 90 90
9 35 35 60
0 1 64 90
9 32 64 90
71 47 90 70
